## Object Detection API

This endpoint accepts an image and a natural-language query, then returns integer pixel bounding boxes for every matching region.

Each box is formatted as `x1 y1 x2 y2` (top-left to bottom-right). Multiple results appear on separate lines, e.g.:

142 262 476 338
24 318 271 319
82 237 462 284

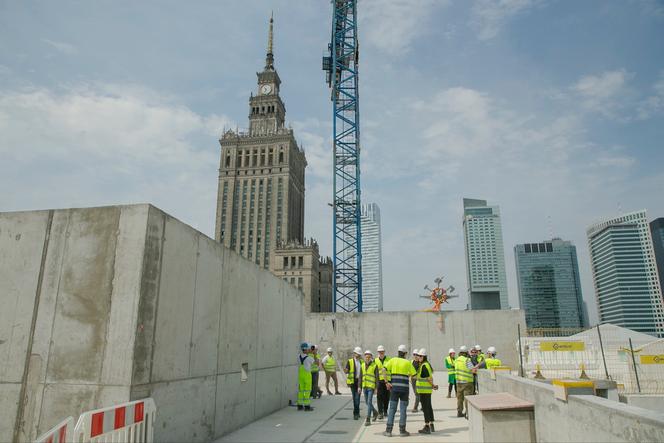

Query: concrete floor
216 386 469 443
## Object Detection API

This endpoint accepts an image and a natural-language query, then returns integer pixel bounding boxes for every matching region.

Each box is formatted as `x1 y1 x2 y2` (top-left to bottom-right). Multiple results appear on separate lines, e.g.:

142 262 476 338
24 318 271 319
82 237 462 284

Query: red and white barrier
36 416 75 443
73 398 156 443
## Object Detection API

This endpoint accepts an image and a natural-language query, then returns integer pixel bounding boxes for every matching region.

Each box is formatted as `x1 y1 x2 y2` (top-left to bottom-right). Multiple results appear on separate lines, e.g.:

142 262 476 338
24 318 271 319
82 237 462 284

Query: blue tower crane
323 0 362 312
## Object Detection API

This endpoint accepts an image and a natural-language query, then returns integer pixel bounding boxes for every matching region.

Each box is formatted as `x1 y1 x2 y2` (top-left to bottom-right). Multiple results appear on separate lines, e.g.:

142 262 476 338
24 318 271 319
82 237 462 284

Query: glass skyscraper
462 198 509 310
360 203 383 312
650 218 664 296
587 210 664 338
514 239 585 328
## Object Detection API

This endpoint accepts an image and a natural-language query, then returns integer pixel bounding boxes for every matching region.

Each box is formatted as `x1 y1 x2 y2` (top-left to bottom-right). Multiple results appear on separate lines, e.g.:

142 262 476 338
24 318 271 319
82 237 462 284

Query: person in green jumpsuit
298 342 314 411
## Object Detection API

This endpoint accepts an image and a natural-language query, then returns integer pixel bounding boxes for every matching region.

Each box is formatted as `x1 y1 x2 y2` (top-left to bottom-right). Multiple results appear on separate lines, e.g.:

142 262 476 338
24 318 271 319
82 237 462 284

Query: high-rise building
360 203 383 312
462 198 509 310
514 238 585 328
214 16 331 311
587 210 664 337
650 218 664 296
215 15 305 270
318 258 334 313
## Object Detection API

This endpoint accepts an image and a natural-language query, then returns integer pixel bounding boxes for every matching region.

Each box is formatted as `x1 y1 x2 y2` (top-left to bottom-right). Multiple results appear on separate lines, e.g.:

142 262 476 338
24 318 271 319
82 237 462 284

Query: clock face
261 84 272 95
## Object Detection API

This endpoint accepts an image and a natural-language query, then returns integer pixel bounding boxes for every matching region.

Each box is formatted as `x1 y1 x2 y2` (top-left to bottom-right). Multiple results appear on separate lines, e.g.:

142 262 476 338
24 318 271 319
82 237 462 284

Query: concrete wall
620 394 664 413
0 205 303 442
305 310 525 369
478 370 664 442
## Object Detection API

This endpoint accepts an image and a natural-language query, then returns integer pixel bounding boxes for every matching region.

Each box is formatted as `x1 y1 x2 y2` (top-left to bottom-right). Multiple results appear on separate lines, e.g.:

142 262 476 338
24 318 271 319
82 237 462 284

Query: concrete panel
215 372 257 437
218 250 258 375
0 210 49 383
257 271 284 369
282 283 304 364
281 364 300 406
48 207 121 383
144 376 216 443
151 215 198 382
131 207 164 385
0 384 21 443
254 366 283 418
101 205 149 386
189 235 224 378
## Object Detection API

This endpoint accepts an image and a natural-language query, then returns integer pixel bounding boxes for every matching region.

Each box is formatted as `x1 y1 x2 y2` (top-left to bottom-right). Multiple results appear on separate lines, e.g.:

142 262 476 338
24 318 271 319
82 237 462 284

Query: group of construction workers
297 342 502 437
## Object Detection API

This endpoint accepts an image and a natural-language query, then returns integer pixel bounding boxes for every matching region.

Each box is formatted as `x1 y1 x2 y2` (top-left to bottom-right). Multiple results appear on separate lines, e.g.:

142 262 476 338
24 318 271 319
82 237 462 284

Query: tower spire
265 12 274 70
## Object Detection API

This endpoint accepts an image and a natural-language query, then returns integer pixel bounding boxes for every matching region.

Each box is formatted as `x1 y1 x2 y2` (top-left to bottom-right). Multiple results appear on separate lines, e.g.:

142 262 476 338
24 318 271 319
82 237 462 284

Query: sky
1 0 663 323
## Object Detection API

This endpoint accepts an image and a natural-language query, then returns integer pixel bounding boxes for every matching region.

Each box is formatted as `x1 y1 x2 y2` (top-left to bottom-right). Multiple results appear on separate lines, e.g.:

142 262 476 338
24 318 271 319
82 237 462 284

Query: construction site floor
215 387 469 442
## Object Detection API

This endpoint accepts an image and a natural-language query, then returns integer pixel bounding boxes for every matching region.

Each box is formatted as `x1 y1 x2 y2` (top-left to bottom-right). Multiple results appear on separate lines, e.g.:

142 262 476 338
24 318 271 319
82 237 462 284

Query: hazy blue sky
2 1 663 321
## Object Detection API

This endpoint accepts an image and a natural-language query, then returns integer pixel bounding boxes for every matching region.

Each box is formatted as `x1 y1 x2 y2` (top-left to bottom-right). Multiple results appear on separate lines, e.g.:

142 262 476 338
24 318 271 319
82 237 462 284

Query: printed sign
640 355 664 364
540 341 585 351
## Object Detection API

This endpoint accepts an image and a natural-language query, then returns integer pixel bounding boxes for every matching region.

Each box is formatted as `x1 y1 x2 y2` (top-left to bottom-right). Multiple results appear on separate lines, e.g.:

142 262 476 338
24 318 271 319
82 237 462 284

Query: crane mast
323 0 362 312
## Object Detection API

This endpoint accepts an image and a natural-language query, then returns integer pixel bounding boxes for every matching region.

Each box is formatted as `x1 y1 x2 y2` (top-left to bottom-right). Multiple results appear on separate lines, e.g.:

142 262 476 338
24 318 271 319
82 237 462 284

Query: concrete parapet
478 370 664 442
305 309 526 368
0 204 304 442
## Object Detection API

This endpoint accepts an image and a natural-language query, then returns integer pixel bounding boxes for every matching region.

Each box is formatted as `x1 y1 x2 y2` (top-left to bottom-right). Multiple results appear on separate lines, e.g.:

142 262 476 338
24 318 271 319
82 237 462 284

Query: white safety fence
36 416 75 443
35 398 156 443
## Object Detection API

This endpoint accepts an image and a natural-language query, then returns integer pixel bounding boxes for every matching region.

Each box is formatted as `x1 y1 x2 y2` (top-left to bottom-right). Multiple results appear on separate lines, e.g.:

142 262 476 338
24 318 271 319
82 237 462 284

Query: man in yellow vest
454 346 475 418
445 348 456 398
484 347 502 369
375 345 390 419
382 344 417 437
345 347 363 420
322 347 341 395
361 350 380 426
309 344 323 399
297 342 314 411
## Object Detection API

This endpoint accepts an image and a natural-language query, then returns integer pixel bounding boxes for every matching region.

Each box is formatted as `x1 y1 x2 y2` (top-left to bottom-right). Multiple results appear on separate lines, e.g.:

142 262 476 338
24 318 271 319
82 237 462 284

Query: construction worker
345 347 363 420
298 342 314 411
470 345 484 394
415 348 438 434
382 344 417 437
309 344 323 399
375 345 390 419
322 347 341 395
445 348 456 398
410 348 421 413
484 347 502 369
361 350 380 426
454 346 475 418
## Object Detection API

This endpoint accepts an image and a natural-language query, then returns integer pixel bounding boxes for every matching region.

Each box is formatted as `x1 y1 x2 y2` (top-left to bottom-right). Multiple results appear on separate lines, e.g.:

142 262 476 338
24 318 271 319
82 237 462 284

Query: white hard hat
311 344 317 348
398 344 408 353
419 348 427 356
412 348 419 355
353 346 362 354
449 348 455 354
364 349 373 355
377 345 386 352
475 345 481 351
459 346 468 352
487 346 496 354
327 347 333 352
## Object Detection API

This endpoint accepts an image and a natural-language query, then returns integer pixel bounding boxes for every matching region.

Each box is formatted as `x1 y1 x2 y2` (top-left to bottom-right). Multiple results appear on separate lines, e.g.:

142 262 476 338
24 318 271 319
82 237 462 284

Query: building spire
265 12 274 70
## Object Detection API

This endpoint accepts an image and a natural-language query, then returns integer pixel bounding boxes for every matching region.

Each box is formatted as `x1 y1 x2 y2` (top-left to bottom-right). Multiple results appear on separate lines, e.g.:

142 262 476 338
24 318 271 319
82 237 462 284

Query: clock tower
249 14 286 136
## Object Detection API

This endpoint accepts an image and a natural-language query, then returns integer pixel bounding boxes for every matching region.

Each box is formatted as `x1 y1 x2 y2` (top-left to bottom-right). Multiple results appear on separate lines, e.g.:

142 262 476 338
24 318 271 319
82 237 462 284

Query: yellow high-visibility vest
415 361 433 394
455 355 473 383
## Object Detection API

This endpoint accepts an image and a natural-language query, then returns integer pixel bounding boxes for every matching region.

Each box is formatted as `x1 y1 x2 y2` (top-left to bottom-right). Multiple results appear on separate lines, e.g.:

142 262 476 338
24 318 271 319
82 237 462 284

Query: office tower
462 198 509 309
587 210 664 337
360 203 383 312
514 239 585 328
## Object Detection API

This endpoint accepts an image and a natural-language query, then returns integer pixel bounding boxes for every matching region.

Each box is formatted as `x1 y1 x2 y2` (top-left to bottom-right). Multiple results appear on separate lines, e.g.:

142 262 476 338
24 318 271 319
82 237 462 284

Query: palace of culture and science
214 16 332 312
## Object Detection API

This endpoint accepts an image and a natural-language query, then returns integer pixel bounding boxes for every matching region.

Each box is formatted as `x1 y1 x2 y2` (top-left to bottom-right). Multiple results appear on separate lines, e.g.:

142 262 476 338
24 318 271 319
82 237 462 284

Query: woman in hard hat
361 350 380 426
322 347 341 395
415 348 438 434
445 348 456 398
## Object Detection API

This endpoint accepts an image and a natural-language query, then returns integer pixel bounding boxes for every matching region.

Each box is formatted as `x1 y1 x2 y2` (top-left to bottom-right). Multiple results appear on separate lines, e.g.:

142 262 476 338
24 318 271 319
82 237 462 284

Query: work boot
354 414 359 420
297 405 303 410
383 428 393 437
399 427 410 437
430 423 435 432
365 417 371 426
411 407 418 413
327 390 333 395
446 394 451 398
373 409 379 421
457 411 464 417
304 405 313 411
378 413 384 420
418 425 431 434
335 391 342 395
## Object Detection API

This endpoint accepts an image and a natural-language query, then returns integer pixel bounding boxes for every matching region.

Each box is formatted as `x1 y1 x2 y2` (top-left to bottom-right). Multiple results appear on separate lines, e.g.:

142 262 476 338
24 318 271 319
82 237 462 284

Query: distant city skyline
1 2 663 319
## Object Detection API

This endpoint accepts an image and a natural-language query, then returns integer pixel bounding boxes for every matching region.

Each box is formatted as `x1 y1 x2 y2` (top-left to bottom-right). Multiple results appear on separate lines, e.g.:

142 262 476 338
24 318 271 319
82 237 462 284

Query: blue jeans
364 388 377 418
386 390 409 430
351 382 361 416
